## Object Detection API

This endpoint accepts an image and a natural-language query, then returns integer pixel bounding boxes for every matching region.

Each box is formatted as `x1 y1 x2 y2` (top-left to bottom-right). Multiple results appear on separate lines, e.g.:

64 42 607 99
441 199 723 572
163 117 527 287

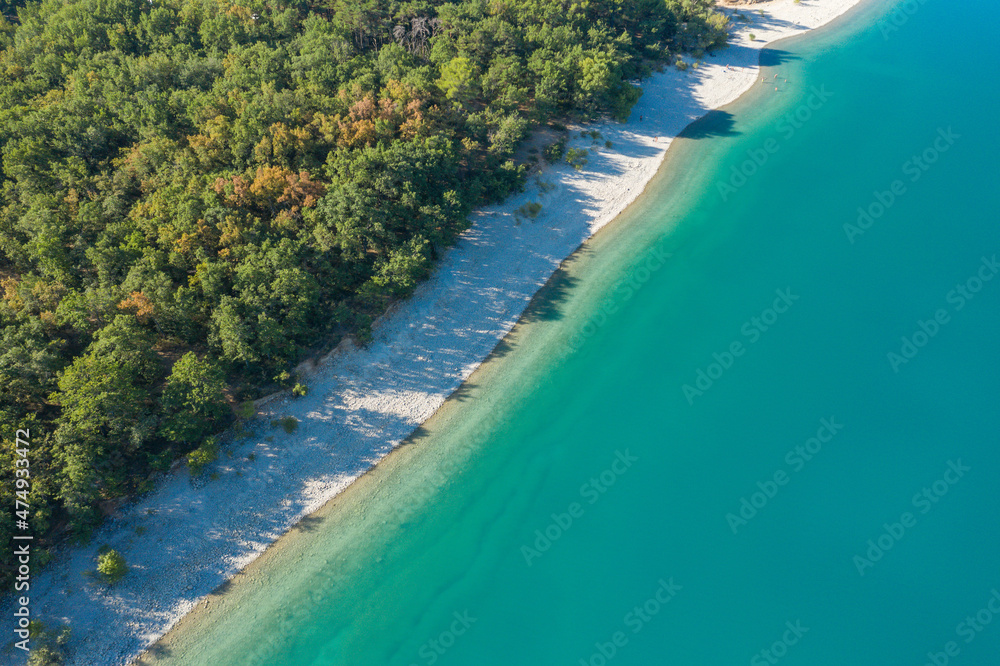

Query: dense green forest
0 0 728 585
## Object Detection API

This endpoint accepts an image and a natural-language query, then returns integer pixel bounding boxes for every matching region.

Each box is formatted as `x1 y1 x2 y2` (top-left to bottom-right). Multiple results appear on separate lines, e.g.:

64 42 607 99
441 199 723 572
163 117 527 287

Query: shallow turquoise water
151 1 1000 664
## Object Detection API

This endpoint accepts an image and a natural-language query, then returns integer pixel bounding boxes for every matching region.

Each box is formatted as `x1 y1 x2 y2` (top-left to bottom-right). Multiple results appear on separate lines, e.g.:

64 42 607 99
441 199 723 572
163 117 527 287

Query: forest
0 0 728 585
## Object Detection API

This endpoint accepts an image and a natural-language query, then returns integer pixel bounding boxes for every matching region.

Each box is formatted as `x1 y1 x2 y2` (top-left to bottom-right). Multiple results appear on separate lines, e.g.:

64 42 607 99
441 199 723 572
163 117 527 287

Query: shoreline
2 1 867 663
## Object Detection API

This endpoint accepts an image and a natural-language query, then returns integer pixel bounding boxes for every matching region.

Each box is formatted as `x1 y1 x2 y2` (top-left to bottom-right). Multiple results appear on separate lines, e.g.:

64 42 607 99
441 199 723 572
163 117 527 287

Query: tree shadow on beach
519 261 581 325
679 110 739 139
136 643 172 663
446 378 480 403
760 48 800 68
289 514 323 532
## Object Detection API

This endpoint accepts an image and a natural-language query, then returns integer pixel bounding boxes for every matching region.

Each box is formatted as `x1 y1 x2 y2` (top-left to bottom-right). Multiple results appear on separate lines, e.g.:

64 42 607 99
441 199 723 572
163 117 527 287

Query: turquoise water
148 1 1000 664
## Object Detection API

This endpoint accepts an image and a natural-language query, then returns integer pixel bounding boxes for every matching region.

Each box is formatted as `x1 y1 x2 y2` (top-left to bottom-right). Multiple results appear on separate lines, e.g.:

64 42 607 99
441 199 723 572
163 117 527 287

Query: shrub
96 549 128 584
675 59 688 71
235 401 256 420
279 417 299 434
543 137 567 163
565 147 589 170
291 383 308 397
187 437 219 475
516 202 543 219
27 622 70 666
749 33 756 41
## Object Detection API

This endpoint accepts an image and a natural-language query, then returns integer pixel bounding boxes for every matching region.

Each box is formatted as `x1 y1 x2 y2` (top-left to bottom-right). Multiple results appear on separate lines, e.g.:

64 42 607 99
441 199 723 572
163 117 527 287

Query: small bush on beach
27 621 70 666
292 383 308 397
96 549 128 584
565 147 589 170
187 437 219 475
236 401 256 421
279 417 299 434
749 33 756 41
543 137 567 164
516 202 543 219
675 58 688 71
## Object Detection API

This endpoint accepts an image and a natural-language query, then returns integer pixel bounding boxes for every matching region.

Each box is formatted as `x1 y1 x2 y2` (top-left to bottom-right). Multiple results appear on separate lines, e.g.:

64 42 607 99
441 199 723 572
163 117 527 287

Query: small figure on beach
640 115 643 121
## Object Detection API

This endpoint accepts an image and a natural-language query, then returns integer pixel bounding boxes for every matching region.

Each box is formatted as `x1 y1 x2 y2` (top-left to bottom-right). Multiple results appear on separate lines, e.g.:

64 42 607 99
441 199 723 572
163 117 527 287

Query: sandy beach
1 1 866 663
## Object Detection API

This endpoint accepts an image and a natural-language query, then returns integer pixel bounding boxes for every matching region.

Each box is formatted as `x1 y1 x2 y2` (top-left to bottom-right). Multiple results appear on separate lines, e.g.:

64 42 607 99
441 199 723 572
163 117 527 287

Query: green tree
159 352 228 446
49 317 159 528
96 548 128 584
436 56 479 107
